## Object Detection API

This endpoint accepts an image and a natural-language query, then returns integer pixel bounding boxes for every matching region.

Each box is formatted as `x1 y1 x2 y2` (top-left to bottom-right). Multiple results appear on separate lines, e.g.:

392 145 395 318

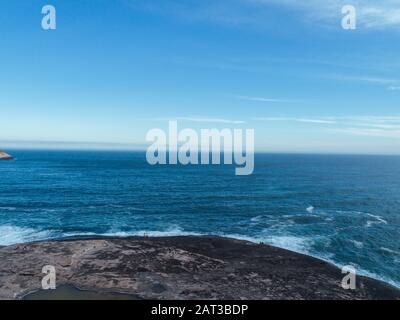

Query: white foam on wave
367 214 388 224
62 227 314 257
366 214 388 228
306 206 314 214
0 225 54 246
250 215 264 222
263 235 314 254
349 240 364 249
380 247 400 255
62 226 201 239
213 232 314 256
115 230 200 237
62 231 98 237
348 265 400 289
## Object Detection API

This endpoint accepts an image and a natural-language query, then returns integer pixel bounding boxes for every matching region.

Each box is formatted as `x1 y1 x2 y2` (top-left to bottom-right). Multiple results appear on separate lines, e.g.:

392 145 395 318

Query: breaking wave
0 225 54 246
366 214 388 228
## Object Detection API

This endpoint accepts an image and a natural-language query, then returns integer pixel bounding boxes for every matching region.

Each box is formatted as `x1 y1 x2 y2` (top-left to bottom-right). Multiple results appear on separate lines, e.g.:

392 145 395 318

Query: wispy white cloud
296 118 337 124
256 115 400 138
333 127 400 139
388 86 400 91
344 116 400 124
126 0 400 30
327 74 400 85
331 116 400 139
254 117 337 124
155 117 245 124
257 0 400 29
237 96 295 103
360 5 400 29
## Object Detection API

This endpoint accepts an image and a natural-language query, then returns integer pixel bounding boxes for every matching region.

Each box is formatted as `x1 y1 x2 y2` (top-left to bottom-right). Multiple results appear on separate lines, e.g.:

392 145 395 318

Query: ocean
1 150 399 287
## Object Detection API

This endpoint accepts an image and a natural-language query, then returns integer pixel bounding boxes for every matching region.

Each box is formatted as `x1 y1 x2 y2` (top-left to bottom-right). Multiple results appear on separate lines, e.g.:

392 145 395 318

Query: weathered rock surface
0 151 14 160
0 236 398 300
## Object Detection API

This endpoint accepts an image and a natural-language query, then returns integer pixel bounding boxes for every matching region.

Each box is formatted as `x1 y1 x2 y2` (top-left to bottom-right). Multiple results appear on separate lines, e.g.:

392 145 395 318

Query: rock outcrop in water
0 151 14 160
0 236 398 300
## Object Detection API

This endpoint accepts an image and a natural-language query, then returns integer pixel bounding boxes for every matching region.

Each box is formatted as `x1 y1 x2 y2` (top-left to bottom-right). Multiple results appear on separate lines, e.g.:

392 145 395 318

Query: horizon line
3 147 400 157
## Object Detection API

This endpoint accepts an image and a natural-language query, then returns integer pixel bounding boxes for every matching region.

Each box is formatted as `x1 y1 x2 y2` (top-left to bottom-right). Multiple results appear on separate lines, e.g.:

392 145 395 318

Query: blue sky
1 0 400 153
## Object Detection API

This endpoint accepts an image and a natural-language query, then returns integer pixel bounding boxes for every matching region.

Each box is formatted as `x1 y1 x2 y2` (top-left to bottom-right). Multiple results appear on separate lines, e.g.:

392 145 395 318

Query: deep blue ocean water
1 150 399 287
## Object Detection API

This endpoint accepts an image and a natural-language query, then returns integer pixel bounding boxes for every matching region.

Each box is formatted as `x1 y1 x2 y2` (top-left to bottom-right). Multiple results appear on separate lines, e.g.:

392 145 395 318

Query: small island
0 236 399 300
0 150 14 160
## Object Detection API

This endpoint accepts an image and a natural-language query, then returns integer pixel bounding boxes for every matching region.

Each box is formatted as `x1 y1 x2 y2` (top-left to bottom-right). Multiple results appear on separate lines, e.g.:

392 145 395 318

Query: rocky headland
0 236 398 300
0 151 14 160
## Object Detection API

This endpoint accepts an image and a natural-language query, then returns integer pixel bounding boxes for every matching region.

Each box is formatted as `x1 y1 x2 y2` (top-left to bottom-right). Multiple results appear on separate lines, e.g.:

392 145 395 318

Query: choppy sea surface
1 150 399 287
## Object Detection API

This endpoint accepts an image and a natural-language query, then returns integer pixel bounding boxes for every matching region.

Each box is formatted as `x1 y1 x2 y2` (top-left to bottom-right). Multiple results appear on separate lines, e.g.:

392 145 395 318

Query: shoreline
0 235 399 300
1 231 398 290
